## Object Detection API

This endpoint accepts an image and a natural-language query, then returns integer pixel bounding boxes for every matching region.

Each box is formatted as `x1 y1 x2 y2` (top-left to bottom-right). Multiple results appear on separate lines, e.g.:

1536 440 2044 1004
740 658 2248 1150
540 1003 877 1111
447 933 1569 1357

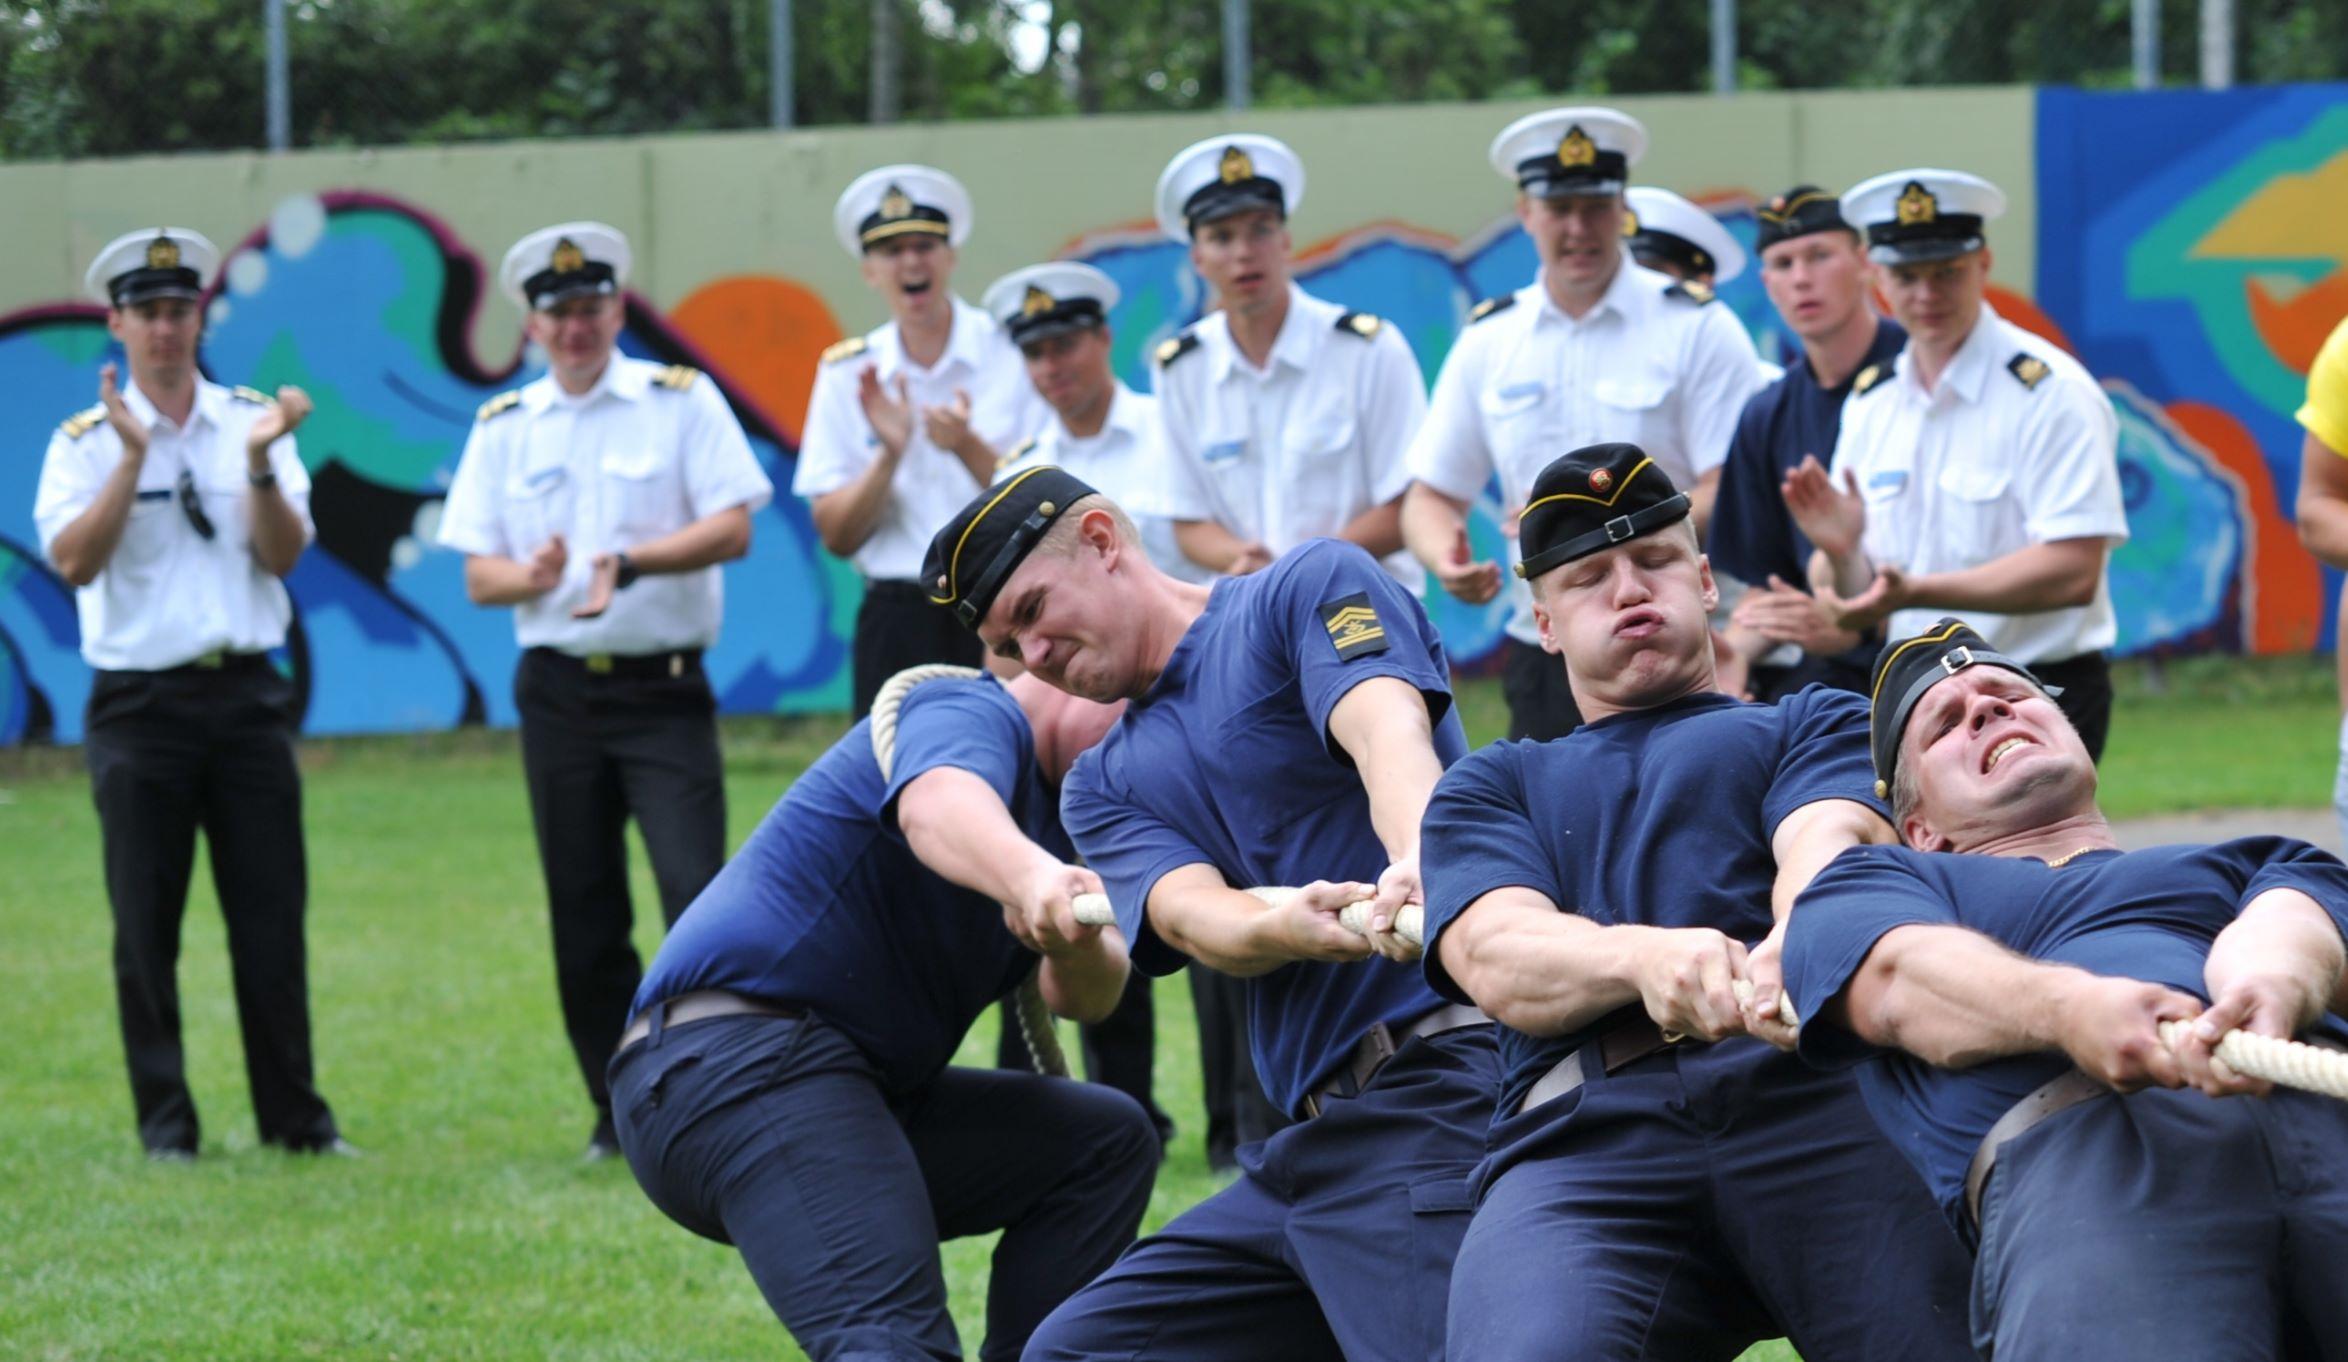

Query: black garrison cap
1753 185 1855 253
1868 618 2053 799
1514 442 1693 583
925 466 1099 629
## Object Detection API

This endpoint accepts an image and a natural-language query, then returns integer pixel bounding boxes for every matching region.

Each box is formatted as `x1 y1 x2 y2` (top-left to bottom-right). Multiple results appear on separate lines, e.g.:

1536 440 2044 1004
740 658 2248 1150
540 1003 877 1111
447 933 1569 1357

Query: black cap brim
1010 315 1105 349
1867 234 1984 267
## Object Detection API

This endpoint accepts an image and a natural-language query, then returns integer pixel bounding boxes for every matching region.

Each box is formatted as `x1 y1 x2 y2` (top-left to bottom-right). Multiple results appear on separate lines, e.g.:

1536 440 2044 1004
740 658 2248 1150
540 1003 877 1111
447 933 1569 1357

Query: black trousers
515 648 727 1121
1500 637 1585 742
853 580 985 719
1189 964 1291 1169
613 1010 1157 1360
997 972 1175 1145
84 658 336 1154
2032 650 2114 763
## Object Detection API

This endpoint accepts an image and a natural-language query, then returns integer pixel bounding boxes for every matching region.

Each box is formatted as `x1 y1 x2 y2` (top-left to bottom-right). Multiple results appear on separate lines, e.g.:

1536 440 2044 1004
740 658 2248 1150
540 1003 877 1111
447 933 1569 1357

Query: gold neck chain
2044 844 2107 869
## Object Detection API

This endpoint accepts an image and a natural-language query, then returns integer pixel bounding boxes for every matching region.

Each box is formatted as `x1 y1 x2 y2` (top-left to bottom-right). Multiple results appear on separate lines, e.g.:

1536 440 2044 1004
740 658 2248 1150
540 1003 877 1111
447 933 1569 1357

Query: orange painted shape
1984 285 2079 358
2246 272 2348 378
2167 399 2323 653
668 276 844 445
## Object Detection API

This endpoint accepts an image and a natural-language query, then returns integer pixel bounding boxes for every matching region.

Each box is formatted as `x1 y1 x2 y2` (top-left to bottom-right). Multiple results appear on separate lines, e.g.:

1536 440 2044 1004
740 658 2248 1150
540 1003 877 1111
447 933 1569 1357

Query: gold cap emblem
1021 286 1056 318
879 185 914 219
1219 145 1255 184
1589 468 1614 493
1557 125 1597 168
145 236 181 270
1620 209 1639 237
550 237 587 272
1896 182 1938 226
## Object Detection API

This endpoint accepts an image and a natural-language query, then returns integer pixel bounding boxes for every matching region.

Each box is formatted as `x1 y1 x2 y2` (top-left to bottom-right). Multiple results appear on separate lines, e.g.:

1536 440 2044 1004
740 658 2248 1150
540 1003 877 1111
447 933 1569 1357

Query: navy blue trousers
1974 1083 2348 1360
1023 1025 1501 1362
611 1011 1159 1362
1450 1038 1976 1362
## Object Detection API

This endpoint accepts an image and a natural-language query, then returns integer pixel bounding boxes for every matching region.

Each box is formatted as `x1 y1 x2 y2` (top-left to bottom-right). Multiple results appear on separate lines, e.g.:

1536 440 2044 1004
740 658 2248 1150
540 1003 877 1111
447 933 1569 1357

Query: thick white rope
870 665 1072 1080
1732 980 2348 1101
1073 888 1424 949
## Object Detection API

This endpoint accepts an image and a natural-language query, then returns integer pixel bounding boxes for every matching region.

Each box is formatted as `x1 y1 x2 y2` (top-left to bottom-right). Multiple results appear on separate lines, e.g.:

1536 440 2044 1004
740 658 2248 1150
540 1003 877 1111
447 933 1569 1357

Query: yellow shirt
2301 313 2348 456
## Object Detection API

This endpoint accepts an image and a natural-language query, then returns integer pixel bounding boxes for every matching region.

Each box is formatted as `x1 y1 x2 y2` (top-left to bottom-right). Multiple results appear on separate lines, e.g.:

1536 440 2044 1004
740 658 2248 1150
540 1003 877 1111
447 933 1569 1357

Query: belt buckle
669 653 683 678
192 649 226 670
586 653 615 675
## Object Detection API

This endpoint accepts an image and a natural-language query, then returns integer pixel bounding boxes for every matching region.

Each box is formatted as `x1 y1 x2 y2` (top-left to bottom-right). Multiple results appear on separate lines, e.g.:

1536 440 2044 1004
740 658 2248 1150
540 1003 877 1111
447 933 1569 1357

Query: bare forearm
2205 889 2348 1026
623 505 752 574
48 456 144 586
900 774 1060 905
1844 925 2082 1067
1771 802 1894 923
809 453 903 558
1399 483 1470 570
1151 883 1288 977
1337 498 1404 558
2295 434 2348 567
1174 519 1254 574
464 555 549 606
1038 946 1131 1025
1440 900 1644 1035
1903 540 2106 615
944 434 997 486
1810 544 1875 600
244 484 308 577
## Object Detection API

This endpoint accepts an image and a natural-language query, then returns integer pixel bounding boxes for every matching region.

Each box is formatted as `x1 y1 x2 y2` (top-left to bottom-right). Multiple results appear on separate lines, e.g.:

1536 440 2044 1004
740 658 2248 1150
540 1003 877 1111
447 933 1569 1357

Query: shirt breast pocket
600 448 679 540
1590 374 1674 447
1933 462 2021 552
504 463 574 554
116 496 175 571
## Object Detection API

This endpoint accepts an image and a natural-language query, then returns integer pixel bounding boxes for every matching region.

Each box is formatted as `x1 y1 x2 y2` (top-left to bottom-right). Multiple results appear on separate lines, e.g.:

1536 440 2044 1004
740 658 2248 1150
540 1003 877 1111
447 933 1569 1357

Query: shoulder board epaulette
59 404 106 440
2006 352 2051 391
1155 330 1202 368
1664 279 1717 305
995 435 1040 473
1851 363 1888 396
476 391 524 422
820 335 869 365
1468 294 1519 325
229 385 271 405
1335 311 1382 340
653 364 700 391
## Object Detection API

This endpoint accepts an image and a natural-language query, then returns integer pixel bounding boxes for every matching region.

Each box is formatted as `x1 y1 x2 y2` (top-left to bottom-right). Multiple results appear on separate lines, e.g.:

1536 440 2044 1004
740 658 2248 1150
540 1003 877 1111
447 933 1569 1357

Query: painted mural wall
0 85 2340 744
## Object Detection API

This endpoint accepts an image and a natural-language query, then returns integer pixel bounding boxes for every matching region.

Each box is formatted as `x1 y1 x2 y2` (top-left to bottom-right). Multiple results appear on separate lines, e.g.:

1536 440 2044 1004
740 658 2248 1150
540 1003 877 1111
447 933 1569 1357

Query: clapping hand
856 368 915 458
99 362 151 462
245 385 314 458
1779 456 1866 562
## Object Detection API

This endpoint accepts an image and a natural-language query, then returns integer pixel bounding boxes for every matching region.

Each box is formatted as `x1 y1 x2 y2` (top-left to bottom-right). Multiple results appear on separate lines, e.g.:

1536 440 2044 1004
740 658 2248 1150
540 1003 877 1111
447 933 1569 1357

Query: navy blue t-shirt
1420 685 1882 1111
634 676 1057 1094
1708 316 1907 590
1784 836 2348 1235
1062 538 1468 1118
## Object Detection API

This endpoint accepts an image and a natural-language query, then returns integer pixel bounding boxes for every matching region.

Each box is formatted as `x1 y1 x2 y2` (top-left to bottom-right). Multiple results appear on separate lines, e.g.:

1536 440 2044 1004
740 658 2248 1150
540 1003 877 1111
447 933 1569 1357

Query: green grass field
0 661 2333 1360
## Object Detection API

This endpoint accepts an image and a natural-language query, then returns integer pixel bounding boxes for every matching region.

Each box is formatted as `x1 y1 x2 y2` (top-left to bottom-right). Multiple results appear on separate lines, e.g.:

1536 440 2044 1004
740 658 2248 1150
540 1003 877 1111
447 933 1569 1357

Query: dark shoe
584 1113 622 1163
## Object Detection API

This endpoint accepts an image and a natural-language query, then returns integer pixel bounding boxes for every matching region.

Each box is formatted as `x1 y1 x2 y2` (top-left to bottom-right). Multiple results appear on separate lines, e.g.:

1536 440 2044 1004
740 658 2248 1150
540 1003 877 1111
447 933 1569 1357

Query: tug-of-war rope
876 666 2344 1099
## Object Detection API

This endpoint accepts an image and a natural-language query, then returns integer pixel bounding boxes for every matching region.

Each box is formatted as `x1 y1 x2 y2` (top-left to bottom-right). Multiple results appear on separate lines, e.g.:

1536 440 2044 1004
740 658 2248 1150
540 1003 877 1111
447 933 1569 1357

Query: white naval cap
1840 169 2007 265
1154 133 1306 241
833 164 973 258
1624 187 1747 285
1488 106 1648 198
980 261 1122 347
499 222 630 312
84 227 219 308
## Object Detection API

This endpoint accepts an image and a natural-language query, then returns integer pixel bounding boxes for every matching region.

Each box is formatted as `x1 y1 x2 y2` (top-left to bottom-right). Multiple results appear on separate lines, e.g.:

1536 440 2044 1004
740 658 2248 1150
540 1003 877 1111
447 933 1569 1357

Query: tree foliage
1 0 2341 160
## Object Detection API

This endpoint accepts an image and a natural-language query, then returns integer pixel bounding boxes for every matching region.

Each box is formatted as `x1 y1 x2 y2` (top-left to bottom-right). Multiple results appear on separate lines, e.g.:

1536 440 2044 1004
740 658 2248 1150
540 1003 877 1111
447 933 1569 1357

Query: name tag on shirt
524 466 568 493
1496 380 1545 403
1202 438 1248 466
1866 470 1910 498
135 488 172 502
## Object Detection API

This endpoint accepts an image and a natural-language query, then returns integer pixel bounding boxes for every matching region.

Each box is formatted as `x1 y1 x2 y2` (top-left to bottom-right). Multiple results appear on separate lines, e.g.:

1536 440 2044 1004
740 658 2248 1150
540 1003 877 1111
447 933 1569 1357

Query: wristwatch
613 552 640 589
246 467 278 489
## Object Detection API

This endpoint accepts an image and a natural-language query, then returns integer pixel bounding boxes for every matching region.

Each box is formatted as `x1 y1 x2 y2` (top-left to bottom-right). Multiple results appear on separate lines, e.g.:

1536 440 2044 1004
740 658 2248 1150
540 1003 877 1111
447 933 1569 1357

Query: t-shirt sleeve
1705 388 1785 586
1419 746 1553 1003
1403 329 1496 503
1272 542 1455 757
33 429 102 557
1679 304 1766 477
2298 315 2348 456
789 357 871 500
434 420 509 558
1762 687 1890 834
1060 746 1206 978
1784 847 1961 1069
879 682 1028 829
1361 324 1429 505
2234 837 2348 947
682 377 776 518
2017 377 2129 546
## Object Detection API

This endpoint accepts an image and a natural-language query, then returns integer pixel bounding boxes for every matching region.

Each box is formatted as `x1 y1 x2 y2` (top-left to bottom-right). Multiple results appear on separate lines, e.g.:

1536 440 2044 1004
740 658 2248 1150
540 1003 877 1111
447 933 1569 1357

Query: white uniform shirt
997 384 1209 585
436 357 774 655
35 378 315 671
1829 303 2128 663
791 296 1047 582
1154 284 1426 586
1406 263 1762 643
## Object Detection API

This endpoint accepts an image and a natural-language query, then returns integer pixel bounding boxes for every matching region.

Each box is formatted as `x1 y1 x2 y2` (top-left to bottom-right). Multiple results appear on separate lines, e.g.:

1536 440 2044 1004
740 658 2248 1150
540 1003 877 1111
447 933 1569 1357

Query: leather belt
531 646 703 680
1963 1068 2107 1229
1516 1011 1678 1115
1301 1003 1490 1119
616 989 803 1055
